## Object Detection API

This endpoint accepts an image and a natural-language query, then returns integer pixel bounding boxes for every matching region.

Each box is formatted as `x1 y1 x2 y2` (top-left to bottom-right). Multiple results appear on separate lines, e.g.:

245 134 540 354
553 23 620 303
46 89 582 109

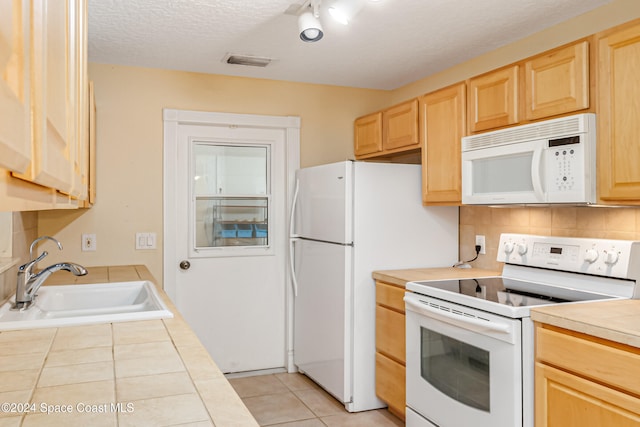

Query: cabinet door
535 363 640 427
524 41 589 121
71 0 89 200
0 0 31 173
354 112 382 157
382 99 419 151
21 0 78 194
419 83 465 205
376 353 406 421
86 80 96 205
468 65 518 132
598 23 640 202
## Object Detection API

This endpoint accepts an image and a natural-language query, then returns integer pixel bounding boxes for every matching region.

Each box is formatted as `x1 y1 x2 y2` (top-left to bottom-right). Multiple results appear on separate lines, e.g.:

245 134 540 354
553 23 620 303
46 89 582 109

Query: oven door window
421 327 490 412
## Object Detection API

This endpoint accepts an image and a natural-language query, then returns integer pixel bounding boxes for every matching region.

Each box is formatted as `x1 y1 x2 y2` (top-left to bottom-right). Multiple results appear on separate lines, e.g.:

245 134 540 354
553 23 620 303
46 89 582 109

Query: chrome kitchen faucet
12 236 87 310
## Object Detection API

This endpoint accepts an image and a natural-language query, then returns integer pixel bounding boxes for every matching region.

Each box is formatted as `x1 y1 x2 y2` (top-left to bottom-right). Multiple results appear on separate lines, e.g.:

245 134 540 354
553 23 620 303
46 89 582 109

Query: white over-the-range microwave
461 113 596 205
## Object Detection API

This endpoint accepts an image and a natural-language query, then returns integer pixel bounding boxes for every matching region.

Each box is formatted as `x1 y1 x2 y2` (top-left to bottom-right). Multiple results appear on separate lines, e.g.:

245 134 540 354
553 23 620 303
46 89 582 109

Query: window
192 143 271 252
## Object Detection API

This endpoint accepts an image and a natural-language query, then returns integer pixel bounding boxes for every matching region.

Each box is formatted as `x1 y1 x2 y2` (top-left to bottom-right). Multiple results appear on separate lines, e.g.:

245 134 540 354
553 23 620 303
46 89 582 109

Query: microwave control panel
546 136 584 194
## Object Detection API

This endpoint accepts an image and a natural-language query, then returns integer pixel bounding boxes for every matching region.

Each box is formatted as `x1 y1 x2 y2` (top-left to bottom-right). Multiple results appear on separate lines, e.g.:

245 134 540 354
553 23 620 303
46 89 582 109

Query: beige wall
37 66 390 286
34 0 640 287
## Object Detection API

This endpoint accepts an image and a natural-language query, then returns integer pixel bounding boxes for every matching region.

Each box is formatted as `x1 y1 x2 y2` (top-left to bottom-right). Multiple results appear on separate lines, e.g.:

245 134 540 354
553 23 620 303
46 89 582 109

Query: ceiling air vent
223 54 272 68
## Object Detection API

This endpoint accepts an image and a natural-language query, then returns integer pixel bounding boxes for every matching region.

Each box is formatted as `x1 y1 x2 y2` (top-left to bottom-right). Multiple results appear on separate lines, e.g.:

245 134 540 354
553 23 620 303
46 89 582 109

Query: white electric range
404 233 640 427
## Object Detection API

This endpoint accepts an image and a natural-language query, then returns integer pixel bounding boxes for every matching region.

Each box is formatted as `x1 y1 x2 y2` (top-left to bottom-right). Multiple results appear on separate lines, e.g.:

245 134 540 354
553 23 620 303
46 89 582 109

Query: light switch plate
136 232 157 250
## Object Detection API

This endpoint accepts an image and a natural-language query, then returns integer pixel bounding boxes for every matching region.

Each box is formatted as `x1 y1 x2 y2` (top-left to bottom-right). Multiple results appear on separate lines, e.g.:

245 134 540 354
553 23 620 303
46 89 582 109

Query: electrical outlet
82 233 97 251
475 235 486 255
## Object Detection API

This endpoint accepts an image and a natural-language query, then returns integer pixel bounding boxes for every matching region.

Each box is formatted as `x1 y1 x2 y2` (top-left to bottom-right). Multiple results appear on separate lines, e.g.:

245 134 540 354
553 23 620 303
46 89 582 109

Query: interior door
164 111 299 374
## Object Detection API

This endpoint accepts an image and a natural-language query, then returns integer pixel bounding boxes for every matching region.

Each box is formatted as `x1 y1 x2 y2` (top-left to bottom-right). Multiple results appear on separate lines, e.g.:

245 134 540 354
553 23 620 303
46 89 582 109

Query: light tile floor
229 373 404 427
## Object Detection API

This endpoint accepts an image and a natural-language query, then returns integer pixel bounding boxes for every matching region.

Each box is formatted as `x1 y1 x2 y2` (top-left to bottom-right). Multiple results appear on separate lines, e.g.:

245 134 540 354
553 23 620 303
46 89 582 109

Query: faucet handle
19 251 48 273
29 236 62 260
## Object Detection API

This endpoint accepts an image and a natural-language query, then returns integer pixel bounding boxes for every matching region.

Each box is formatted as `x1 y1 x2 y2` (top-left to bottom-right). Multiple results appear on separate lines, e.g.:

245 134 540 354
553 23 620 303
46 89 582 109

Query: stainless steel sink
0 281 173 330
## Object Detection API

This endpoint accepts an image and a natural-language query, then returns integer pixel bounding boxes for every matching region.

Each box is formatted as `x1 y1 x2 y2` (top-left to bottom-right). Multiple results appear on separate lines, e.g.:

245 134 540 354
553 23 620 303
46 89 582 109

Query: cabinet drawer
376 281 405 312
536 326 640 396
376 352 406 420
376 305 405 363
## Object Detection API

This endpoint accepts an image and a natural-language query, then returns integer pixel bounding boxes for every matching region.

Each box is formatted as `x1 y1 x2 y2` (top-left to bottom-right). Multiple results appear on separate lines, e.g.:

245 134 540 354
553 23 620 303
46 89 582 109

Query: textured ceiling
88 0 611 90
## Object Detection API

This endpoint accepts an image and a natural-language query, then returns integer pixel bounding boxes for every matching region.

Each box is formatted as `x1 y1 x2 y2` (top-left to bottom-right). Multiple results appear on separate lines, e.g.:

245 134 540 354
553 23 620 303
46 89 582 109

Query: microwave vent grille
463 115 585 151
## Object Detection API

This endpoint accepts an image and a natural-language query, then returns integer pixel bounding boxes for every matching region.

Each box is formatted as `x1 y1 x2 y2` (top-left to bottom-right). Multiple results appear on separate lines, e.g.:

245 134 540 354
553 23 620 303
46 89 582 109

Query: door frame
163 108 300 371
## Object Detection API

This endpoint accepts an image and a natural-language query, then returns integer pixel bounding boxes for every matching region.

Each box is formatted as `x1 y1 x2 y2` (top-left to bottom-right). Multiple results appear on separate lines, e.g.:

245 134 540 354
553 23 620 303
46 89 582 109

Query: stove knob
604 251 619 265
584 249 599 263
504 242 515 254
517 243 528 255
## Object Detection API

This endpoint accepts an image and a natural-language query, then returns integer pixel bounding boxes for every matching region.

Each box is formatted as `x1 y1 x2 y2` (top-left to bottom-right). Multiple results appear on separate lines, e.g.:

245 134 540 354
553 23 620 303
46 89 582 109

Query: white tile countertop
0 265 259 427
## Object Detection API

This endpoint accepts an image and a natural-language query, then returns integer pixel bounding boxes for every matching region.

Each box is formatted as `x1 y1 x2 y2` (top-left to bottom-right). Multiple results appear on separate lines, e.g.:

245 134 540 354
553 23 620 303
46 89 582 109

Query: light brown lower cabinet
376 352 405 420
535 323 640 426
375 281 406 420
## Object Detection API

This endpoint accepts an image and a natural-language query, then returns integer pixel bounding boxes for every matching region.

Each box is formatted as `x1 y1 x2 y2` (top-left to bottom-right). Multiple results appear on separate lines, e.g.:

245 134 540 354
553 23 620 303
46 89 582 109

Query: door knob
179 260 191 270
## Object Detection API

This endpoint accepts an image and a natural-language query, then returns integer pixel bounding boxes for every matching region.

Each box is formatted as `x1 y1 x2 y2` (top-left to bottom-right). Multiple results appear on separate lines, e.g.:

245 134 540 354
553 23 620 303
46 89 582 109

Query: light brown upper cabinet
17 0 88 197
468 65 519 133
354 112 383 157
0 0 90 211
354 99 419 161
597 20 640 203
419 83 466 205
524 41 589 121
468 40 591 134
382 99 419 151
0 0 32 175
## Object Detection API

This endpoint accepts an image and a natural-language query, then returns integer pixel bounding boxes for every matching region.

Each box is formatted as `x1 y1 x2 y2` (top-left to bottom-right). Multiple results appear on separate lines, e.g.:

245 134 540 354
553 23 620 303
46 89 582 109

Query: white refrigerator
289 160 458 412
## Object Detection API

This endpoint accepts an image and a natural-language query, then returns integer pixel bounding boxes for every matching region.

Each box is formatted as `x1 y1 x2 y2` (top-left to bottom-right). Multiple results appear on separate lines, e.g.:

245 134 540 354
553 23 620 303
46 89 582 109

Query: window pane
193 144 267 196
195 197 268 248
420 327 490 412
192 143 270 250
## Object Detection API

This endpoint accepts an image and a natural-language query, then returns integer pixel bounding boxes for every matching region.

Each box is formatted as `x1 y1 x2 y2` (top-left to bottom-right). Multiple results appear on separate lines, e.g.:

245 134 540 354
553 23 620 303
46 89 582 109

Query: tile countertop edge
531 299 640 349
9 264 260 427
372 267 503 288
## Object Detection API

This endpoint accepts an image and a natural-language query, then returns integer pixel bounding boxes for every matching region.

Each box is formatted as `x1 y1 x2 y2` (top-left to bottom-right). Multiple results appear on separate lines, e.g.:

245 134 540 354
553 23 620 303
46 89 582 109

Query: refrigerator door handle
289 238 299 297
289 177 300 238
289 178 300 296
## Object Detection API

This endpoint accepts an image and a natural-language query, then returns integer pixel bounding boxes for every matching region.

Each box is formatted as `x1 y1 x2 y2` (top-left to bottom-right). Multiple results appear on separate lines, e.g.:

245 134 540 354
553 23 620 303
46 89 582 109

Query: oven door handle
404 296 511 334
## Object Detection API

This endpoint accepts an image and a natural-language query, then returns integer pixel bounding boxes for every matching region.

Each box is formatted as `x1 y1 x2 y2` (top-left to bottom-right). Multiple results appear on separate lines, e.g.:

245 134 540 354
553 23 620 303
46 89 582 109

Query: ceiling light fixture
287 0 373 43
328 0 365 25
298 0 323 42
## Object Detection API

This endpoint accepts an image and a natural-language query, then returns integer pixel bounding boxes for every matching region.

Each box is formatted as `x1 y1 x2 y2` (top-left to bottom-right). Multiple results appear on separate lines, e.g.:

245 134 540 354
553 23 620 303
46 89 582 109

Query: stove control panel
497 233 640 279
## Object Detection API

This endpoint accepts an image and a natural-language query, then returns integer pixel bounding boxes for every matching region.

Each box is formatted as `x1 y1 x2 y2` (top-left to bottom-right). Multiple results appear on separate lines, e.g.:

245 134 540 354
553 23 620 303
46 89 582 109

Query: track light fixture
289 0 372 43
298 0 323 42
